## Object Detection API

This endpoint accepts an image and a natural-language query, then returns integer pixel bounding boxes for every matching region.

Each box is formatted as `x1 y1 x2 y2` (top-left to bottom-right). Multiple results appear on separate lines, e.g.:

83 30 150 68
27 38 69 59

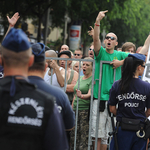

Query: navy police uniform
0 28 69 150
28 42 75 130
108 54 150 150
0 77 54 149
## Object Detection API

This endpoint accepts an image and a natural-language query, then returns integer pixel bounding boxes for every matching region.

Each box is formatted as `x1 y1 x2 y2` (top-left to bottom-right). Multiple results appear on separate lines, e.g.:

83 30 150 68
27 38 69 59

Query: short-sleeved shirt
28 76 75 130
93 46 128 100
73 76 92 110
108 78 150 123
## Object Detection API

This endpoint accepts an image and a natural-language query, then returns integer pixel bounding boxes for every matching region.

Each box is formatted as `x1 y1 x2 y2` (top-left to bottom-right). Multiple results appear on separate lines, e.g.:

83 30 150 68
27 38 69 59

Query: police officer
0 28 68 150
108 53 150 150
28 42 75 130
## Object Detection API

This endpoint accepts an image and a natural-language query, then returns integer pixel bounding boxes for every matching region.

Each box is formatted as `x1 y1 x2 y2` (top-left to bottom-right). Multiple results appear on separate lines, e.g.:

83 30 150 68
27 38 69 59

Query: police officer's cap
2 28 30 52
58 51 71 58
128 53 146 62
31 43 45 62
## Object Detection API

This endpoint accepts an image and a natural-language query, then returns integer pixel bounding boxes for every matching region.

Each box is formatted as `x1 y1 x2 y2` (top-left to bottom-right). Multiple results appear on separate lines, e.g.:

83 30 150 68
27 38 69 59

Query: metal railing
46 57 116 150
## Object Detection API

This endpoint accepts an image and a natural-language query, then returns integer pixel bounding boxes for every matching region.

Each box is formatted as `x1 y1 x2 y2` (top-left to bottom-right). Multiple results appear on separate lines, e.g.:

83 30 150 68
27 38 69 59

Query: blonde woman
71 57 93 150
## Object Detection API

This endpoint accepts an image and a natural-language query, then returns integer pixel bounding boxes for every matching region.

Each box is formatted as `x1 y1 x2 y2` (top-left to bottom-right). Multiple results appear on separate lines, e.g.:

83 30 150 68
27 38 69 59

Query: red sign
70 30 79 38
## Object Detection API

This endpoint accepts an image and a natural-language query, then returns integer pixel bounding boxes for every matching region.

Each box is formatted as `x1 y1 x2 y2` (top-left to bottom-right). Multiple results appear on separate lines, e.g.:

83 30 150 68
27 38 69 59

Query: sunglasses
141 64 145 68
74 54 80 56
105 36 116 40
89 48 93 51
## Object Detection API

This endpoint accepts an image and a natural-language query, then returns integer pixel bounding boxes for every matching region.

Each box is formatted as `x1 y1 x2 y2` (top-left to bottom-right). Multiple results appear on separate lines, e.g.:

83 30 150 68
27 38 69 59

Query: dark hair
58 51 71 58
121 42 136 53
119 57 144 94
28 61 45 72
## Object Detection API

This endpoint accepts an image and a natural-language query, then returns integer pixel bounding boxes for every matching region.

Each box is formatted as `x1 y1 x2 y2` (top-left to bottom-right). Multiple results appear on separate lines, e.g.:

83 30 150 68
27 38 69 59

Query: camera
89 26 92 31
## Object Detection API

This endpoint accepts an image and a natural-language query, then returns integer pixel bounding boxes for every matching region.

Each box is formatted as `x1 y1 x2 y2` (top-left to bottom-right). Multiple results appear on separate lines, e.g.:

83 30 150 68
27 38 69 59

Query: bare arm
49 60 65 87
71 95 76 109
4 12 20 39
54 67 65 87
109 105 117 116
76 89 91 100
93 10 108 56
139 34 150 55
66 71 78 93
145 108 150 117
110 59 124 69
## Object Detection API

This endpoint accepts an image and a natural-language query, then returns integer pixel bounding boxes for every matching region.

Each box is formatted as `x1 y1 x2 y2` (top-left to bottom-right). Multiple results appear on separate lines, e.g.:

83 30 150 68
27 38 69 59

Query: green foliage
0 0 150 50
108 0 150 47
0 0 59 41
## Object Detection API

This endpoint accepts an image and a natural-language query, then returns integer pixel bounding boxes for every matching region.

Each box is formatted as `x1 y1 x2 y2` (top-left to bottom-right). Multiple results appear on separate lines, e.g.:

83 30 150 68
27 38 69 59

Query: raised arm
4 12 20 39
93 10 108 56
88 26 94 39
49 60 65 87
139 34 150 55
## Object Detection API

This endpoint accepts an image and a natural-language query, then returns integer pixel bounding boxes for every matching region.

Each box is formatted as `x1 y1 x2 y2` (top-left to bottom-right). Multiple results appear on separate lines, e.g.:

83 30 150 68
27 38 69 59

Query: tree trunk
82 38 87 56
37 1 41 42
37 16 41 42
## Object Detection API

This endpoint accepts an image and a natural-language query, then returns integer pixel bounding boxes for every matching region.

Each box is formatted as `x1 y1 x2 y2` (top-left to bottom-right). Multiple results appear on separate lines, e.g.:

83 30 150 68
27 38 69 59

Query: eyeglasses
74 54 80 56
105 36 116 40
141 64 145 68
89 48 93 51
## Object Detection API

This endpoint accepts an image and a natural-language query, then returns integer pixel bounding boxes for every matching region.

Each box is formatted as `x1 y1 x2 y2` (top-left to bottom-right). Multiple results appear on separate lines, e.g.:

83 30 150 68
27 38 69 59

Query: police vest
0 76 55 150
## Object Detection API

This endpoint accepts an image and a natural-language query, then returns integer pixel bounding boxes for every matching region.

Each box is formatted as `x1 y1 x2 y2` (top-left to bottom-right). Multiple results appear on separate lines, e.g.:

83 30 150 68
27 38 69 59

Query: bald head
60 44 69 52
45 50 57 58
107 32 118 41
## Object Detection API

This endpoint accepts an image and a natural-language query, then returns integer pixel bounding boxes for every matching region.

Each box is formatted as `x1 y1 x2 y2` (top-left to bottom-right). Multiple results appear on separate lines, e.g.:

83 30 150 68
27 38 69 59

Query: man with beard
91 10 129 150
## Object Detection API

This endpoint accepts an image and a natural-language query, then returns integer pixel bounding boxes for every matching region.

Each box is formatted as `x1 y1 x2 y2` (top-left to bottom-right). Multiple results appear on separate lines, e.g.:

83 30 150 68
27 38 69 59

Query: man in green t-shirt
91 10 129 150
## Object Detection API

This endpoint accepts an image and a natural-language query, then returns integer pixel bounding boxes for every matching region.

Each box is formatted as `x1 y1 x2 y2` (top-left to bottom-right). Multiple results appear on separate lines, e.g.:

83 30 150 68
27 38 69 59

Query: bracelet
9 24 14 27
81 95 84 99
95 23 100 26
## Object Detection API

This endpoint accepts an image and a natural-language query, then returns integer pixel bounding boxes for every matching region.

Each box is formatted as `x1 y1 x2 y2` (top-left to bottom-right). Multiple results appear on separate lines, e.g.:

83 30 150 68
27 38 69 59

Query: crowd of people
0 9 150 150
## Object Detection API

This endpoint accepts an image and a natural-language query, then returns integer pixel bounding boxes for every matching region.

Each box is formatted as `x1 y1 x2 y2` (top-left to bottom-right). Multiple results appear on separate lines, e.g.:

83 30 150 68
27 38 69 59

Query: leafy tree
108 0 150 48
0 0 60 42
0 0 150 53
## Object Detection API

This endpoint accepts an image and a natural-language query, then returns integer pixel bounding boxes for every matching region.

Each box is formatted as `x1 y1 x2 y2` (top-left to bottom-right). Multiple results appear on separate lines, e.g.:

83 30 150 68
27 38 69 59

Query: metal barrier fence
46 57 116 150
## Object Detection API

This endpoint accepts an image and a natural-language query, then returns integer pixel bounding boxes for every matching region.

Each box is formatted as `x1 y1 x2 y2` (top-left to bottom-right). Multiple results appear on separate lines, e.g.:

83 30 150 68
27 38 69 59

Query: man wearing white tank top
44 50 66 90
